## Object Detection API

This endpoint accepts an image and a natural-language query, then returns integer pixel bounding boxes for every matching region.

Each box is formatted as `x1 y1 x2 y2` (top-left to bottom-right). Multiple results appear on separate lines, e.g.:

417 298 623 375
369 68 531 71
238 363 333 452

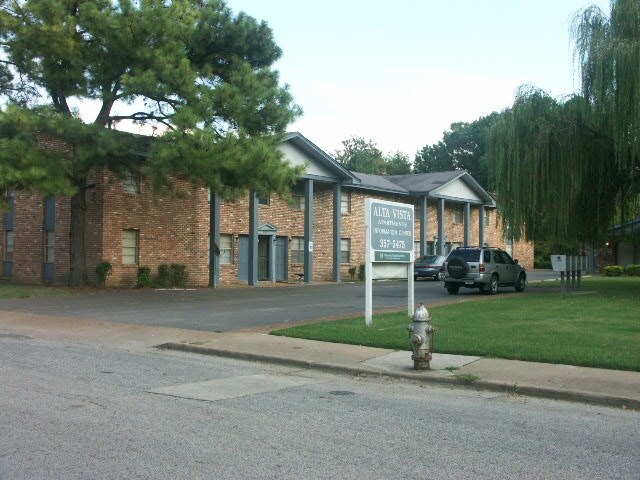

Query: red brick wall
218 184 337 285
100 171 210 287
342 192 534 272
2 173 534 287
8 192 45 283
0 183 102 285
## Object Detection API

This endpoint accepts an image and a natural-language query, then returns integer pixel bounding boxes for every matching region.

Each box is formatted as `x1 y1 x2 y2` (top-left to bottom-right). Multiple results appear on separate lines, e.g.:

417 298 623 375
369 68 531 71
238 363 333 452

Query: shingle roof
345 170 495 206
349 172 409 194
385 171 463 193
283 132 359 182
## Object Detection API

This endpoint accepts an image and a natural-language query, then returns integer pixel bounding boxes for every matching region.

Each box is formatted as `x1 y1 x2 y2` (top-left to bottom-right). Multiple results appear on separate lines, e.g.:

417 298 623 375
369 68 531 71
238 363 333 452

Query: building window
292 193 305 211
258 192 270 206
122 229 139 265
414 241 421 258
4 231 14 262
453 204 464 224
44 231 55 263
219 234 233 265
122 170 139 193
484 210 491 227
340 238 351 264
291 237 304 264
341 192 351 214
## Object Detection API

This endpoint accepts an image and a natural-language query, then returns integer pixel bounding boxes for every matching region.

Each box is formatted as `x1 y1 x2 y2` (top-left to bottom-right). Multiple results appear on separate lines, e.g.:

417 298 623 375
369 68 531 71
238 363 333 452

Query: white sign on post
551 255 567 272
364 198 414 326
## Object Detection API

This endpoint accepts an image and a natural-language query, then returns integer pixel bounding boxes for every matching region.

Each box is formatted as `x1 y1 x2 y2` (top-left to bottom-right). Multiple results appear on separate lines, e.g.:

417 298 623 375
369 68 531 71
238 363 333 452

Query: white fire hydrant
409 303 434 370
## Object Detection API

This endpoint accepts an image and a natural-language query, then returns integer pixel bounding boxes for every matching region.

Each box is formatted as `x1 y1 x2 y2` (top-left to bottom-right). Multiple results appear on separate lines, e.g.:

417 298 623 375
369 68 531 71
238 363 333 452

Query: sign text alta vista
372 206 412 220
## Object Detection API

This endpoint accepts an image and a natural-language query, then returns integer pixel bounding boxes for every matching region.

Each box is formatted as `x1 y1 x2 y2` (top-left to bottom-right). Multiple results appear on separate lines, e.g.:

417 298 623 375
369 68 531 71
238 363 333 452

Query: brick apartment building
1 132 534 287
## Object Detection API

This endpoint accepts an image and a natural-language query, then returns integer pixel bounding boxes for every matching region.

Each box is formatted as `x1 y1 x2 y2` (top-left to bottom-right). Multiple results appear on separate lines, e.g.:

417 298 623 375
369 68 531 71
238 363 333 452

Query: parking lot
0 271 558 332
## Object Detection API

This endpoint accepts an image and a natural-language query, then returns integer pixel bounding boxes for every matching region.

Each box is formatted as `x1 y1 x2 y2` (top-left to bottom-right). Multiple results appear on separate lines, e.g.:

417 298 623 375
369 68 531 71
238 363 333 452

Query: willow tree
488 0 640 243
0 0 300 285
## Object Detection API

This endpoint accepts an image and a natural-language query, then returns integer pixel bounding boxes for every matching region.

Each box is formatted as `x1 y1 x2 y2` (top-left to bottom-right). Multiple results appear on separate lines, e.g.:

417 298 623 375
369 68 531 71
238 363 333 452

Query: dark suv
442 247 526 295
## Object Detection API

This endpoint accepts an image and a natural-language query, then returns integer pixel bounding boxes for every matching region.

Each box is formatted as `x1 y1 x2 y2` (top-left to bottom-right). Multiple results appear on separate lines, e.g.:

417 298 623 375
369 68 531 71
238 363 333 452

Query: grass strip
272 277 640 371
0 282 78 299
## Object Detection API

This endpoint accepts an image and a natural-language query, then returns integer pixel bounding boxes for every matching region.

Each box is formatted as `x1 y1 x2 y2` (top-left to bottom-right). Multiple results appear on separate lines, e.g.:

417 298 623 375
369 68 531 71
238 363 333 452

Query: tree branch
108 112 175 130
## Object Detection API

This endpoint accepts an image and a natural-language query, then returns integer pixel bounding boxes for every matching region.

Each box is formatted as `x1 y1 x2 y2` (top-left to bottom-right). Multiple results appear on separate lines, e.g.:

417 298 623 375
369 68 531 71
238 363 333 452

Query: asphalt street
0 271 561 332
1 332 638 480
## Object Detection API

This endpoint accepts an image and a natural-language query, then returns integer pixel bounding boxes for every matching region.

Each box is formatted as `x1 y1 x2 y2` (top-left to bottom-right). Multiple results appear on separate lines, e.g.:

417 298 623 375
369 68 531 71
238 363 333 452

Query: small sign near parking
365 199 415 326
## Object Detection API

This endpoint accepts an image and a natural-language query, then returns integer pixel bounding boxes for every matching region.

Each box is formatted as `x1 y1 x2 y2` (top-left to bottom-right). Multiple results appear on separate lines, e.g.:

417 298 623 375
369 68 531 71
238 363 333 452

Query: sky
223 0 611 158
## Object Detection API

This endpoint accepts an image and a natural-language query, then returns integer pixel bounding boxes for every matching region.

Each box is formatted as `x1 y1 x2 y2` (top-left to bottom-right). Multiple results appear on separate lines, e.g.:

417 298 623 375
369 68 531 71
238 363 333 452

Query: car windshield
448 249 480 262
416 255 441 263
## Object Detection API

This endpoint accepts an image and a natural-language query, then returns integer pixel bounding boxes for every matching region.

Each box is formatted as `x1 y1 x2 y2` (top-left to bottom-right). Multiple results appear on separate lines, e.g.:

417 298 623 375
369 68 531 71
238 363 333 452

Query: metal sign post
551 254 587 293
364 199 414 326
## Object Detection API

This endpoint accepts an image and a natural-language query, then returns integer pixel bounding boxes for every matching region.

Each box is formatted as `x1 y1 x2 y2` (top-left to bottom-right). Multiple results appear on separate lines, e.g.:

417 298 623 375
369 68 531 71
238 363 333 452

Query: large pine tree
0 0 301 285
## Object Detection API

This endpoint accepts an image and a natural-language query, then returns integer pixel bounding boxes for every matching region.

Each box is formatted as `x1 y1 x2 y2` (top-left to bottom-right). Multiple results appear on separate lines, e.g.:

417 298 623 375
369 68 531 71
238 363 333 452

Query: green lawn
0 281 78 299
271 277 640 371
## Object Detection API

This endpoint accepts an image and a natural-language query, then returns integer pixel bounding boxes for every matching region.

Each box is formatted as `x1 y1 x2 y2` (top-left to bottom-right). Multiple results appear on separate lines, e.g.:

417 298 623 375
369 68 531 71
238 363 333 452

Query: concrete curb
157 342 639 410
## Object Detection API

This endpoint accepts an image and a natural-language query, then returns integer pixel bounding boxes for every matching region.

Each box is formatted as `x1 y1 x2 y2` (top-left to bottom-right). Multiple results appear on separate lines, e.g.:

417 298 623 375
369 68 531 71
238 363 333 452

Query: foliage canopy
0 0 301 284
334 136 411 175
414 112 498 189
488 0 640 242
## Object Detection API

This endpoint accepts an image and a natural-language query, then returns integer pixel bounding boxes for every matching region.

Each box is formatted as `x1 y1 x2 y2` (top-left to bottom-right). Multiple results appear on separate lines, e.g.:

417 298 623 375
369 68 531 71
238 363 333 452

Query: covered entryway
239 224 281 283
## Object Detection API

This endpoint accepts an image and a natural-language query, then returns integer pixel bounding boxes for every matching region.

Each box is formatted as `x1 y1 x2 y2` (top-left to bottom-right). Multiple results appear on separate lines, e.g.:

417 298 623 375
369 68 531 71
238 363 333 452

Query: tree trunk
69 184 88 287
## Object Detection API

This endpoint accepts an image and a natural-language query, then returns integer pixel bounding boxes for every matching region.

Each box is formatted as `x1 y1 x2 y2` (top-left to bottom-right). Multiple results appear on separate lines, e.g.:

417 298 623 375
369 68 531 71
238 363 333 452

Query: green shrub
136 267 151 288
604 265 624 277
170 264 188 288
154 264 172 288
534 240 580 269
348 267 357 280
358 263 366 281
95 261 113 285
625 264 640 276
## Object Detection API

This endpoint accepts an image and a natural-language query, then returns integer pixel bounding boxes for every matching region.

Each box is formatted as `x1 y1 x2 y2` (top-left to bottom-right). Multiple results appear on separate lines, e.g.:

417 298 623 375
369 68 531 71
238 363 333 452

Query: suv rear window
448 249 480 262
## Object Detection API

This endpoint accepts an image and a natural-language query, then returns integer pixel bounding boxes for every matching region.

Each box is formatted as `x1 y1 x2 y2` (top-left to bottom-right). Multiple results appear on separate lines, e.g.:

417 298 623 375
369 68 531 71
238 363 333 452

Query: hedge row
141 264 188 288
604 264 640 277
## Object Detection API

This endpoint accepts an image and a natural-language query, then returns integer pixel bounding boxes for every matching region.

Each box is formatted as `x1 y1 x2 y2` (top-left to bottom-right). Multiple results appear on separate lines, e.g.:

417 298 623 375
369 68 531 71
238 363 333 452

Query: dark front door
258 236 270 281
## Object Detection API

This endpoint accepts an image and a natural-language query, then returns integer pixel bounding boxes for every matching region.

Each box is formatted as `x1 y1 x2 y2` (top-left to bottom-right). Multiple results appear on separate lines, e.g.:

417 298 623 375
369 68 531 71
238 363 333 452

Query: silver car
442 247 526 295
414 254 447 281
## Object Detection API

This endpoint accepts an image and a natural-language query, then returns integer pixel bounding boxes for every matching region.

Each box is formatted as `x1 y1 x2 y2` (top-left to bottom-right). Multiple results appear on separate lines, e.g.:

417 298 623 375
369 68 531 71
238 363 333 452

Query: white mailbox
552 254 587 272
551 255 567 272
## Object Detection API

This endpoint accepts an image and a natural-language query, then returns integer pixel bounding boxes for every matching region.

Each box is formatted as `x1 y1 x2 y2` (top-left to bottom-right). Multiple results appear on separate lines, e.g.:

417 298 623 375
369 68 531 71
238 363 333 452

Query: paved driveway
0 271 560 332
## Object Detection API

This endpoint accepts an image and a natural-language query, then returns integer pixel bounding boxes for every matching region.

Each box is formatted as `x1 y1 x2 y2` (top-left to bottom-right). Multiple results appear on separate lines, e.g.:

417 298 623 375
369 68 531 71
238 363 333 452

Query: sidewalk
159 332 640 410
1 310 638 410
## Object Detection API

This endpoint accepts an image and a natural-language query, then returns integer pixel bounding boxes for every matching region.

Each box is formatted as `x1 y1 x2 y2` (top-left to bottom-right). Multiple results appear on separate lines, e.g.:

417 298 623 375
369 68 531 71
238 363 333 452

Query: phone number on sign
378 239 406 249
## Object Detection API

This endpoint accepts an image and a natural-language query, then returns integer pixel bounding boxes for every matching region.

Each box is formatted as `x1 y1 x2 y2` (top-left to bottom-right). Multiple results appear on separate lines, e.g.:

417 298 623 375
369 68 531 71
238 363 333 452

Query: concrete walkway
1 310 638 410
158 332 640 410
